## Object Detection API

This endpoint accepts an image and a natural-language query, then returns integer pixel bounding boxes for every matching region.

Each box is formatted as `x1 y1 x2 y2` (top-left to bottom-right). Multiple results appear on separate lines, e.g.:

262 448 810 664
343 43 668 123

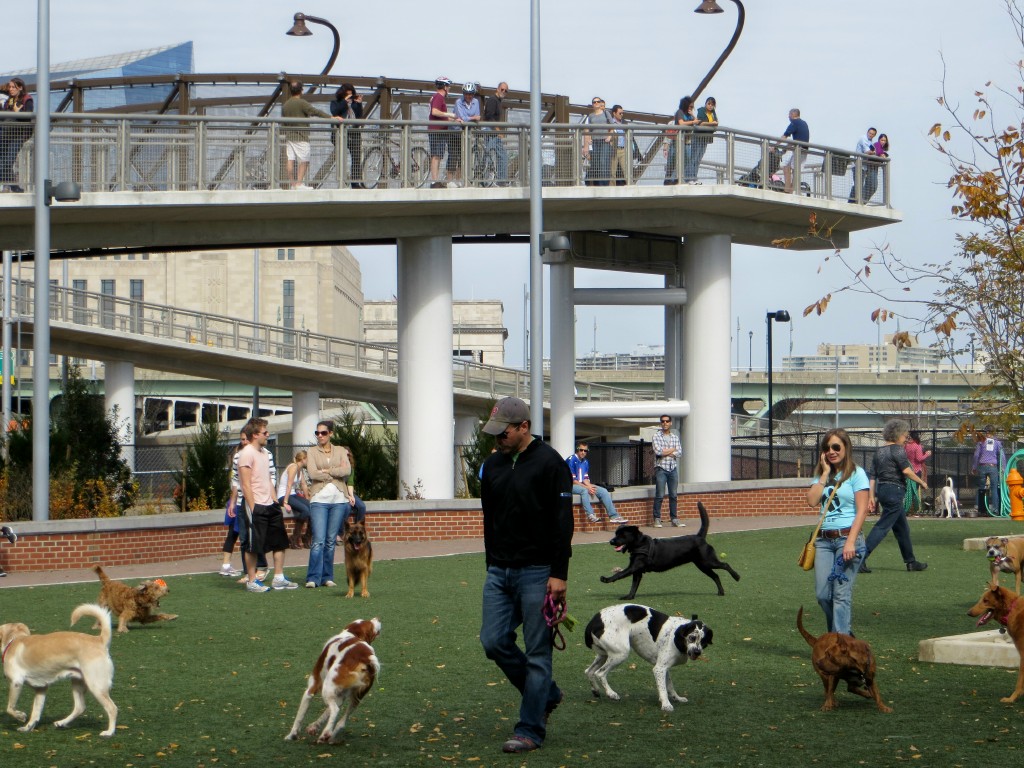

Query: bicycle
470 134 498 187
360 130 430 190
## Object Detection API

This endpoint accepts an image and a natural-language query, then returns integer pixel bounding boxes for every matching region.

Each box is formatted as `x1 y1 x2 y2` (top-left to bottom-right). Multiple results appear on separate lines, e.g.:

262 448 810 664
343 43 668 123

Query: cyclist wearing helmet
450 82 481 187
429 76 461 188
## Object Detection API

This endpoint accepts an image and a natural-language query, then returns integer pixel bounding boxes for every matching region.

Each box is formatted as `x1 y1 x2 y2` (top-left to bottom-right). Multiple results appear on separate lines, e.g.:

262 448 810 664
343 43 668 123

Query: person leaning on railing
0 78 34 193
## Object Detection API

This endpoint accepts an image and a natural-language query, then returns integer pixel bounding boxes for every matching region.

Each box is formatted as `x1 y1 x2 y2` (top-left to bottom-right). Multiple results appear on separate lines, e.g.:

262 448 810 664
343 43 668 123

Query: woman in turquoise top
805 428 870 635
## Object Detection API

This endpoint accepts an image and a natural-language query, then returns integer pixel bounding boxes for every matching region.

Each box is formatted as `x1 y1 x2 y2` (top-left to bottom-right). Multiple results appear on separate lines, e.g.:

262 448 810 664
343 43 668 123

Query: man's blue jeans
813 533 864 635
979 464 1001 514
573 483 618 520
653 466 678 521
306 501 348 586
484 132 508 183
865 483 917 563
480 565 562 745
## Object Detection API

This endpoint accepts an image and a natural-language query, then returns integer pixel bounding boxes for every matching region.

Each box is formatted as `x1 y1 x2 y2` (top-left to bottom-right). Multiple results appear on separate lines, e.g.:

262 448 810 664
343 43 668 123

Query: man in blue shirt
567 443 625 524
780 108 809 193
848 127 878 203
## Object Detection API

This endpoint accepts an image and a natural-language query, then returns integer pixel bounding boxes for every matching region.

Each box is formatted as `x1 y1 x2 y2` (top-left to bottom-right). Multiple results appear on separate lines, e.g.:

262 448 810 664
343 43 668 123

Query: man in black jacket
479 397 573 754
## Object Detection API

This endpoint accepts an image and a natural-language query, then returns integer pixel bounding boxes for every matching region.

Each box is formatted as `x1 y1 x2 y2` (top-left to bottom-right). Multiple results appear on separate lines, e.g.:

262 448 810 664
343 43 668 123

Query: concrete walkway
0 514 821 589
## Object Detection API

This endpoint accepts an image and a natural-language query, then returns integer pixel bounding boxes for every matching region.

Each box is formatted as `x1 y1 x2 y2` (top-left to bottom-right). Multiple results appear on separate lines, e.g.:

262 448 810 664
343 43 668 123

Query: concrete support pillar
549 262 575 458
682 233 732 483
397 236 454 499
292 390 320 450
104 360 135 470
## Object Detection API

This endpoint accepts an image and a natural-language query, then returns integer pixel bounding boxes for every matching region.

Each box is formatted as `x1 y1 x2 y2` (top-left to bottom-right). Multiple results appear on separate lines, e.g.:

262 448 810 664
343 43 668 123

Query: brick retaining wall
0 480 810 573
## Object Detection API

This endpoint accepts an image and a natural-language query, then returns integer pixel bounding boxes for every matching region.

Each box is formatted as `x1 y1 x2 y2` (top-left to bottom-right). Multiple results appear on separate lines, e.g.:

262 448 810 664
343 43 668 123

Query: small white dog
1 603 118 736
285 618 381 744
584 603 712 712
939 477 961 518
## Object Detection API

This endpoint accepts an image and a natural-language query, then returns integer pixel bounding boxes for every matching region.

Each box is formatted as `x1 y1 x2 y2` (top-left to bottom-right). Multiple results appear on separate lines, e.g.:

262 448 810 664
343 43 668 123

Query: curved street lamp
287 12 341 83
766 309 791 478
691 0 745 103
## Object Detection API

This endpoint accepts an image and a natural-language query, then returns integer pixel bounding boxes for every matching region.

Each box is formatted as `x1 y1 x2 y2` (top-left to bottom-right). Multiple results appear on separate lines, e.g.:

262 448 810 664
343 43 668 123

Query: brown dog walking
797 607 891 713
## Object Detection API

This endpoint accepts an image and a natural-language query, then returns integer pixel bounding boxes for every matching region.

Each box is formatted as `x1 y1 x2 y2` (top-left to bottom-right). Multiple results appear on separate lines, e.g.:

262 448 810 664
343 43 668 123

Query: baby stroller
737 144 809 194
737 145 782 188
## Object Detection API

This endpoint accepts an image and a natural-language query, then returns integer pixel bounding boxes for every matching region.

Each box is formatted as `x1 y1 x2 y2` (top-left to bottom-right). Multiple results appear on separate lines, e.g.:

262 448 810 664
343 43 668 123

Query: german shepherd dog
343 517 373 598
601 501 740 599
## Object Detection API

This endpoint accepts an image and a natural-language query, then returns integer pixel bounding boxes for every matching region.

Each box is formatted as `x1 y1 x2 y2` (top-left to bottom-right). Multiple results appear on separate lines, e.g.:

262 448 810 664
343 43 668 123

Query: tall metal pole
2 250 11 455
32 0 52 522
528 0 544 433
252 248 260 418
834 352 840 428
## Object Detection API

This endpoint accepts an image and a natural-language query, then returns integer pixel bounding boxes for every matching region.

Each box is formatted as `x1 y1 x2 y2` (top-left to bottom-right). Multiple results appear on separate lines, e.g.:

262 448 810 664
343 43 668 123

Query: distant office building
576 344 666 370
363 301 507 366
2 42 194 110
785 336 948 373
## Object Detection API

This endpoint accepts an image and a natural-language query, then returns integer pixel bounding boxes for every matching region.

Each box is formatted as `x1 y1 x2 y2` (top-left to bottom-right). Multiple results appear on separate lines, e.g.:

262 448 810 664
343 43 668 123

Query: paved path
0 515 822 589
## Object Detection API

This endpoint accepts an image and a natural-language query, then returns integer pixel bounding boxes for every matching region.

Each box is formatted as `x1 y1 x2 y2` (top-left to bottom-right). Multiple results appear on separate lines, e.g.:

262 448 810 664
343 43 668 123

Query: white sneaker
247 579 269 593
654 520 664 528
324 580 337 588
305 581 317 588
447 181 462 188
272 577 299 590
294 184 313 191
219 565 241 577
672 519 687 527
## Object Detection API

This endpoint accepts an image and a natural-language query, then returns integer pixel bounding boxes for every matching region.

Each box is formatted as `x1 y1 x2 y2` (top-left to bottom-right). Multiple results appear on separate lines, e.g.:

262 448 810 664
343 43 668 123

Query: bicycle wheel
410 147 430 188
362 148 384 190
478 150 497 188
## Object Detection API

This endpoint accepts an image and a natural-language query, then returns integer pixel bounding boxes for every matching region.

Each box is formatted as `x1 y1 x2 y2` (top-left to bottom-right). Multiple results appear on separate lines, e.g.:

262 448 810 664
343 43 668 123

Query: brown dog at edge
796 607 892 713
94 565 178 634
343 517 373 598
967 584 1024 703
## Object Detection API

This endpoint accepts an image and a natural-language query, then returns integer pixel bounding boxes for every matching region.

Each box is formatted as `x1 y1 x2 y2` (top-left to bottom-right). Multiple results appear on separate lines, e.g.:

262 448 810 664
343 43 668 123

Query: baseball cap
482 397 530 435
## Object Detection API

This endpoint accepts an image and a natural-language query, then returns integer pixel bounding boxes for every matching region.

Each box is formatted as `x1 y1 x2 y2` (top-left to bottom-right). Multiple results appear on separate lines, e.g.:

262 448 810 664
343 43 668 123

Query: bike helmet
462 81 477 95
435 76 453 88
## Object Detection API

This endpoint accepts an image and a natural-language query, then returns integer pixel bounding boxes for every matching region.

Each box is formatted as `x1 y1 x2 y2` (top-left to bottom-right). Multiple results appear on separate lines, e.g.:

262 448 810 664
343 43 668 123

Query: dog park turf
0 518 1021 767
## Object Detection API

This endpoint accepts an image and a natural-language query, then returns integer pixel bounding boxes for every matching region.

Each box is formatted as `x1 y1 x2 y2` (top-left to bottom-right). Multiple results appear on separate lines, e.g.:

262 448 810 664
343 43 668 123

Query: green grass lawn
2 519 1023 767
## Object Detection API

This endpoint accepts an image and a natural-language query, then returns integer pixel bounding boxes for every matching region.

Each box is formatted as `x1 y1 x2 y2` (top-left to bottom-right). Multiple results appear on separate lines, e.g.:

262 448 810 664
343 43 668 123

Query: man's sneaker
272 577 299 590
672 519 687 527
0 566 7 577
608 517 627 525
324 580 337 587
1 525 16 544
219 565 241 577
586 515 598 523
247 579 270 593
305 581 317 588
294 184 313 191
654 520 664 528
430 181 444 189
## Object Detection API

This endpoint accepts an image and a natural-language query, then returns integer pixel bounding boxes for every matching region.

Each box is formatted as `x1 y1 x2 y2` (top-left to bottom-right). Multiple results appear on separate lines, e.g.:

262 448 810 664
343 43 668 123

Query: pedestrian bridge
0 74 901 495
10 280 654 415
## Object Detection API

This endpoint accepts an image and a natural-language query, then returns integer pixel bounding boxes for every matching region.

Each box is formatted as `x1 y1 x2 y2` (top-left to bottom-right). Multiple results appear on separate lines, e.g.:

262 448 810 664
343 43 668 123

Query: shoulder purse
798 482 841 571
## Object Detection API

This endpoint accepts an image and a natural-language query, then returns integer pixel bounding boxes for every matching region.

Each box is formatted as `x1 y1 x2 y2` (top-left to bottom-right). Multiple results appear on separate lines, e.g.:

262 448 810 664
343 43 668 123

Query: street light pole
834 350 840 428
287 13 342 82
766 309 790 478
528 0 544 433
691 0 746 102
747 330 752 371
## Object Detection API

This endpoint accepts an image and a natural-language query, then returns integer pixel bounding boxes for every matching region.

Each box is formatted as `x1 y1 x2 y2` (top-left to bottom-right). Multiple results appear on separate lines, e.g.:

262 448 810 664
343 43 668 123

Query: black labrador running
601 501 740 599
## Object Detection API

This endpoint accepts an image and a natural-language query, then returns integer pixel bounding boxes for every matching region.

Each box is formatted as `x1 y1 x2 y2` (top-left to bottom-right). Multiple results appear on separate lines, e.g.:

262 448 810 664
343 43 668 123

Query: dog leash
542 594 576 651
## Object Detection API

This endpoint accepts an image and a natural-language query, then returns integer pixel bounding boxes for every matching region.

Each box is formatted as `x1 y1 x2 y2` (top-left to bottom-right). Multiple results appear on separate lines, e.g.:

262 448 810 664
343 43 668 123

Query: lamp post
747 330 752 371
691 0 746 102
287 13 341 82
528 0 544 432
765 309 790 478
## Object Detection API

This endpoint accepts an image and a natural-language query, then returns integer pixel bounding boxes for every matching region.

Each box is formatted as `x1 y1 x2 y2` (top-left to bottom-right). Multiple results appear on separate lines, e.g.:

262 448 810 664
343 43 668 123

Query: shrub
330 410 399 500
173 419 231 510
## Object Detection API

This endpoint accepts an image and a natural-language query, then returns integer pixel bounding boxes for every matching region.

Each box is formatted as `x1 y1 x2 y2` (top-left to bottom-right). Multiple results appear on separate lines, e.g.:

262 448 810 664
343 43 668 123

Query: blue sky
5 0 1015 368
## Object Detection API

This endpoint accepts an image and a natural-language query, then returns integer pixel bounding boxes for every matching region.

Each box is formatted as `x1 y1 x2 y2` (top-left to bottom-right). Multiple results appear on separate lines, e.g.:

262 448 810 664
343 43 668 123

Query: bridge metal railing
8 279 654 404
0 112 891 207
